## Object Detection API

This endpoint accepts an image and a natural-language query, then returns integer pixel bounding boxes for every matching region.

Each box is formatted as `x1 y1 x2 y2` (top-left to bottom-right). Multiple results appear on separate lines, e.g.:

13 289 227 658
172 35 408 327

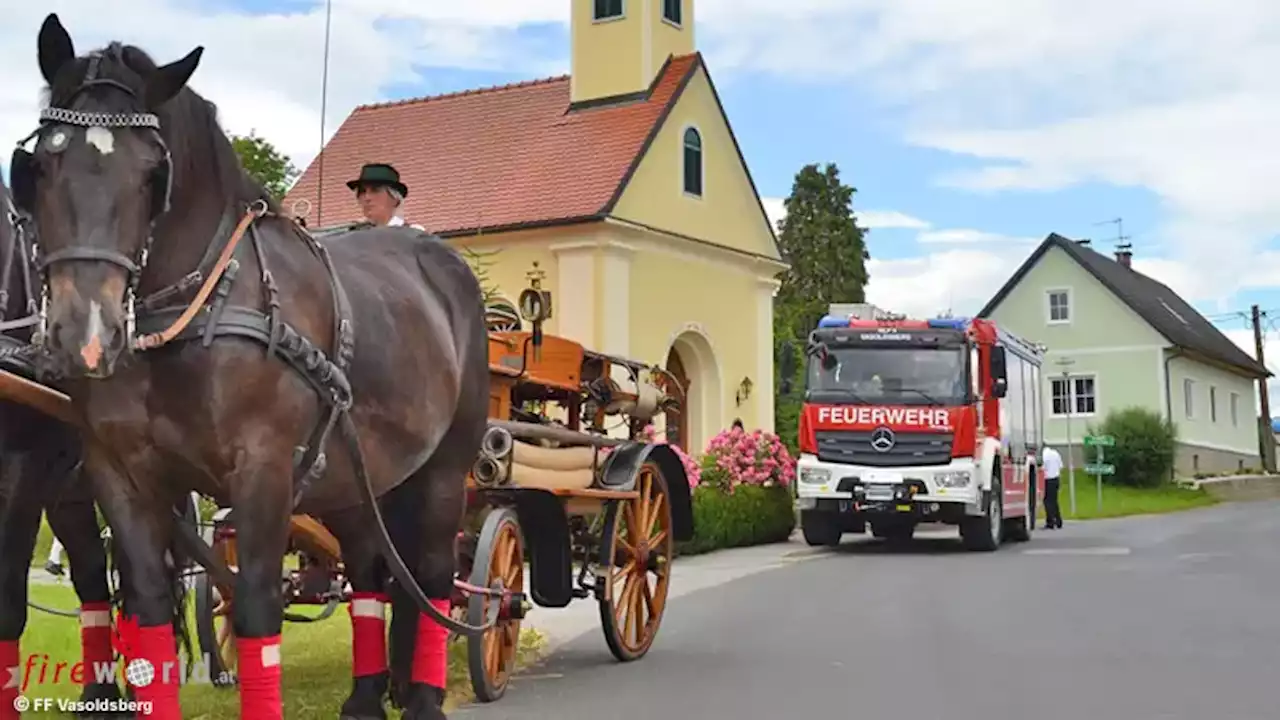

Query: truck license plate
866 486 893 500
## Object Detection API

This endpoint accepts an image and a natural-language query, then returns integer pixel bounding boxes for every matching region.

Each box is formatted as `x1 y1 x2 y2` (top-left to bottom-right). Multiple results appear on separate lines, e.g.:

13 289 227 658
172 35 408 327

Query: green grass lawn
17 583 544 718
1040 471 1218 522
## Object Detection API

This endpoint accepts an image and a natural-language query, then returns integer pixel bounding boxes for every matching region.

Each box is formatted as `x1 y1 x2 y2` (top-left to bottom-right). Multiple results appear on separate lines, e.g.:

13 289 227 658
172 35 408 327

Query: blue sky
5 0 1280 397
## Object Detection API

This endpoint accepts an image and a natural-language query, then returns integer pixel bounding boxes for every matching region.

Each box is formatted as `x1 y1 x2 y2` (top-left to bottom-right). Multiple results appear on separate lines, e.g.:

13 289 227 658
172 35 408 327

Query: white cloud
864 245 1034 319
917 228 1035 245
9 0 1276 318
686 2 1280 306
1223 327 1280 416
760 196 932 233
857 210 931 230
0 0 574 171
760 197 785 232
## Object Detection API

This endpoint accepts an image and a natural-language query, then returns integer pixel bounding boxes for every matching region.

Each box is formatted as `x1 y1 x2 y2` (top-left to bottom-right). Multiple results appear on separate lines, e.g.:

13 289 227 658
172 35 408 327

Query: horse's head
12 14 202 378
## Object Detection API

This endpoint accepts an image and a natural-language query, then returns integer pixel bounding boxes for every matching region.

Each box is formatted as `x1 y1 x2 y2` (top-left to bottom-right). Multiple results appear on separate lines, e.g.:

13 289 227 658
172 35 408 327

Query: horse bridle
9 44 174 345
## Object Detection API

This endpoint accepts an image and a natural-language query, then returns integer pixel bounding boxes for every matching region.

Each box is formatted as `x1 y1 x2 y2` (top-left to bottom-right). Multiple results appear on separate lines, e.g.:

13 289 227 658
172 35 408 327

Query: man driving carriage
347 163 425 230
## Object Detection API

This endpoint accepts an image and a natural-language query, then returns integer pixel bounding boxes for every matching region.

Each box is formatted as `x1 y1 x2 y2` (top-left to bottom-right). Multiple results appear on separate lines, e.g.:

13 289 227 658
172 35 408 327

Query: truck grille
815 430 954 467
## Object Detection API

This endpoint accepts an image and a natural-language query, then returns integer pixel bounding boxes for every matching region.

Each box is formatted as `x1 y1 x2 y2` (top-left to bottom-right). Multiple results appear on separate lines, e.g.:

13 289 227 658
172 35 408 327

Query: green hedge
1090 406 1178 488
676 484 795 556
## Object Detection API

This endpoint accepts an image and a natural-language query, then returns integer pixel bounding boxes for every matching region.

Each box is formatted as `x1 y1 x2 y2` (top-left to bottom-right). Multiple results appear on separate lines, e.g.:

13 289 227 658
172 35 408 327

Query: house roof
978 233 1270 378
284 54 702 236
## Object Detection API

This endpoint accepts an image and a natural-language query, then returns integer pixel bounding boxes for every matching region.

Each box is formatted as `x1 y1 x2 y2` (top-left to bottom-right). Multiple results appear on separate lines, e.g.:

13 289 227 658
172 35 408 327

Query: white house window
682 127 702 197
1184 378 1195 418
594 0 623 20
1209 386 1218 422
663 0 681 24
1046 289 1071 323
1050 374 1096 416
1230 392 1240 427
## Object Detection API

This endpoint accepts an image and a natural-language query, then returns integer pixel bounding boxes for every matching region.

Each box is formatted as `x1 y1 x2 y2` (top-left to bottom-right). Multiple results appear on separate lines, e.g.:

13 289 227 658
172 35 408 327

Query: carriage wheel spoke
636 472 653 533
646 493 664 538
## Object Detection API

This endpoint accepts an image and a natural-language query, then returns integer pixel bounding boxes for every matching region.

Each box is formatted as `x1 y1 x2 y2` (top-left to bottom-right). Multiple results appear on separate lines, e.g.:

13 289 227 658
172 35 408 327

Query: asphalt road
455 501 1280 720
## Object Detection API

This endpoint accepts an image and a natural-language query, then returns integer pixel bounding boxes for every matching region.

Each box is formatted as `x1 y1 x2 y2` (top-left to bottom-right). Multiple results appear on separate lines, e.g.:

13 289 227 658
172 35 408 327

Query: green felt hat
346 163 408 197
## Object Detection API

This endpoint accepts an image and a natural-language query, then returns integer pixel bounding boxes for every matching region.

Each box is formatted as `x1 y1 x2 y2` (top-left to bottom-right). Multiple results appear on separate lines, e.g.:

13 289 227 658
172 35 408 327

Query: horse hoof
397 684 447 720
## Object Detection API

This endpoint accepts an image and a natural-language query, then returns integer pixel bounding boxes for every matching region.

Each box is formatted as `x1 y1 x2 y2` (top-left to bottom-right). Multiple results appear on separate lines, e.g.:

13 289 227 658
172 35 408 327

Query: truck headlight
799 467 831 485
934 471 971 488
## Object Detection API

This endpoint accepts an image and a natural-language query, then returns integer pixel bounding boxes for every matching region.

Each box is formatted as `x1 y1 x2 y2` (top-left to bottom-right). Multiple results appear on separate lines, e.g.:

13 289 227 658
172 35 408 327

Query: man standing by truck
1042 444 1064 529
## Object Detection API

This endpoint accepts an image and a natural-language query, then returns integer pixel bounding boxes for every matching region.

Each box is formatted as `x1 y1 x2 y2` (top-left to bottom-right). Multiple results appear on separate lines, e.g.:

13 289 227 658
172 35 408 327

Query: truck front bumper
795 454 985 519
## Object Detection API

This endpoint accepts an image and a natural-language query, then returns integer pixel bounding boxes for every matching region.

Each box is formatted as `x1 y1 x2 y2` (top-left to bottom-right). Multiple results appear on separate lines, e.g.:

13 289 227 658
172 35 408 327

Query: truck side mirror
990 346 1008 398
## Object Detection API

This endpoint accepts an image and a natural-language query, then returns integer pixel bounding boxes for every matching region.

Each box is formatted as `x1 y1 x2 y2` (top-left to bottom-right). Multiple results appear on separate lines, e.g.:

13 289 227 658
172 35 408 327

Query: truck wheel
801 511 842 547
961 469 1003 552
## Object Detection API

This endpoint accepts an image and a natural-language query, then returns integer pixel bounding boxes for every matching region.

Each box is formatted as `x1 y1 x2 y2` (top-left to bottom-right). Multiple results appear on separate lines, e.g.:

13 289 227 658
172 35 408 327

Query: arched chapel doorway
663 327 722 454
664 347 691 451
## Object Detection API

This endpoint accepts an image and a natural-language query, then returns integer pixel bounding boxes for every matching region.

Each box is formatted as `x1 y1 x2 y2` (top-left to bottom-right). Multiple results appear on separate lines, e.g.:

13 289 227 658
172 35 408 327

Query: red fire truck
794 313 1045 551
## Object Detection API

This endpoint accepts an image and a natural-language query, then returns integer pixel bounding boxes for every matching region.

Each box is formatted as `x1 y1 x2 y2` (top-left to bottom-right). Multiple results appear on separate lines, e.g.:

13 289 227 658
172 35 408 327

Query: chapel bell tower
570 0 695 105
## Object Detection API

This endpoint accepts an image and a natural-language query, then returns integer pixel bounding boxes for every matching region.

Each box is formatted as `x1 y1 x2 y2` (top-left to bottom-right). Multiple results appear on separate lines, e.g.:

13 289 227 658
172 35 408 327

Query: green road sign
1083 435 1115 447
1084 463 1115 475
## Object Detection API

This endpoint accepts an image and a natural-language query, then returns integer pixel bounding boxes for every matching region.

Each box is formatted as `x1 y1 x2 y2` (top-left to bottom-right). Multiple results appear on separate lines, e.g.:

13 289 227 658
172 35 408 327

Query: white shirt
386 215 425 231
1042 446 1063 479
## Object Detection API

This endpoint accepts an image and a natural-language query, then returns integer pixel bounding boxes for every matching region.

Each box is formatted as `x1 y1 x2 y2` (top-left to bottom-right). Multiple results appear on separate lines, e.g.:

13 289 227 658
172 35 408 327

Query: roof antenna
1094 217 1131 251
315 0 334 227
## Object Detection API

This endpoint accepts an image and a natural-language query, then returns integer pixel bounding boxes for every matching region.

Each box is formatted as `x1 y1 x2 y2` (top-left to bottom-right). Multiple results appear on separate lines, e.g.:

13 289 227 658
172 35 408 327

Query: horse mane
43 42 278 216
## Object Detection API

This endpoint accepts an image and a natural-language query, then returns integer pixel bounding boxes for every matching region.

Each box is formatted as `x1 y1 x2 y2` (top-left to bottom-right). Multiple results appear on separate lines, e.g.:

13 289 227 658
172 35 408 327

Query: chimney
1115 243 1133 268
1075 238 1091 247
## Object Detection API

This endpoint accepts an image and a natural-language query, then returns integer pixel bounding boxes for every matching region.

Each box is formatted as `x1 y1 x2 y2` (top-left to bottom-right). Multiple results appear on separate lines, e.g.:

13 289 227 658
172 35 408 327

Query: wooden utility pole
1251 304 1275 471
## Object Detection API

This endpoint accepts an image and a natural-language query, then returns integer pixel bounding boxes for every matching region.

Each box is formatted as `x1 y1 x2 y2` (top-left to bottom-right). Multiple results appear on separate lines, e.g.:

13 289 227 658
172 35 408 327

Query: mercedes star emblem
869 426 896 453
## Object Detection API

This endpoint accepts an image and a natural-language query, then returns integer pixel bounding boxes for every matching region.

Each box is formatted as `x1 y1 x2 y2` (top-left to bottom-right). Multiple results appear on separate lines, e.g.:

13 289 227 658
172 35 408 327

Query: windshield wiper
896 387 943 405
811 388 871 404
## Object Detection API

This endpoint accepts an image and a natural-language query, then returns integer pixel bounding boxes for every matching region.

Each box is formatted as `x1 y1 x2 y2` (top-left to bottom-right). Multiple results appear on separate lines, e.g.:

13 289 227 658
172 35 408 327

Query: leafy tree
461 246 503 306
230 130 299 200
771 163 870 448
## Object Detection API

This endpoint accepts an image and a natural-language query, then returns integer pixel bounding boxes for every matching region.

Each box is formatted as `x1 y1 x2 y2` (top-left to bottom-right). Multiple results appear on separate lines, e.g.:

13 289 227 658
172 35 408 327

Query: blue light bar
817 314 849 328
927 317 970 329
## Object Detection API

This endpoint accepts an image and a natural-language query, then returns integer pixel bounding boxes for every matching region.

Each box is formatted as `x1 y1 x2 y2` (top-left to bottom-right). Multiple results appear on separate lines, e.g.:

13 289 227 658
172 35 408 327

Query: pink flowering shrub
599 424 701 488
699 426 795 492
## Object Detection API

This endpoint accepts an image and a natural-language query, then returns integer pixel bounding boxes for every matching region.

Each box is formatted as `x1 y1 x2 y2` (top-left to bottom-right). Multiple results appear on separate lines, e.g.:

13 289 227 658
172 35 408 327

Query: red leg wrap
410 599 451 689
128 624 182 720
79 602 114 679
349 592 389 677
236 635 282 720
1 640 19 720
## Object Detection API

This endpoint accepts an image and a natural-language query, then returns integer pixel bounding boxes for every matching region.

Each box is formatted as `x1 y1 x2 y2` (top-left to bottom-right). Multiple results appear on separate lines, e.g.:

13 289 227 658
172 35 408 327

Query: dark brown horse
14 14 491 720
0 179 122 716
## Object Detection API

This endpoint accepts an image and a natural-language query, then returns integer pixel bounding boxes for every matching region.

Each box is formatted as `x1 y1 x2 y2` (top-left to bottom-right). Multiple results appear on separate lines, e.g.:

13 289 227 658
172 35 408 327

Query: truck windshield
806 346 968 405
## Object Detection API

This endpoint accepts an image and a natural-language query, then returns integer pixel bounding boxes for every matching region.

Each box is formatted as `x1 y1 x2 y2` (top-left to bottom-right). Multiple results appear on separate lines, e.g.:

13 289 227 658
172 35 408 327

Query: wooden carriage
191 265 696 702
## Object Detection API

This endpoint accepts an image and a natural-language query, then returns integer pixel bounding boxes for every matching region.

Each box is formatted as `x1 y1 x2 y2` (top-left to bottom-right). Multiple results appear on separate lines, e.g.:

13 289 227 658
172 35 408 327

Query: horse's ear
37 13 75 86
143 46 204 109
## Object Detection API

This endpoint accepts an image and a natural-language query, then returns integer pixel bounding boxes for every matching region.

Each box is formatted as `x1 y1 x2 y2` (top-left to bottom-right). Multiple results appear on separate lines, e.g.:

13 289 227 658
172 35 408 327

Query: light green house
979 233 1270 476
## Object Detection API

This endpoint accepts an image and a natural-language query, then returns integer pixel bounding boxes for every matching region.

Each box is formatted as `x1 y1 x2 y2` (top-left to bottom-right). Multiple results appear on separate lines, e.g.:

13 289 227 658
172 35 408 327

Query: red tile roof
285 54 702 235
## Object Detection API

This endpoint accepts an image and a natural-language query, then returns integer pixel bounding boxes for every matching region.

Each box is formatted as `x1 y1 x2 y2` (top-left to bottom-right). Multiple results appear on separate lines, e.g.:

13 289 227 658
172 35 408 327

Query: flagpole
315 0 333 227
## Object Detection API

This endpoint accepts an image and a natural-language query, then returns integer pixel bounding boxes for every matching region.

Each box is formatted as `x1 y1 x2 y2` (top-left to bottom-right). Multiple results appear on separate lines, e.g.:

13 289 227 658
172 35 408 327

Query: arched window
485 300 522 332
682 127 702 197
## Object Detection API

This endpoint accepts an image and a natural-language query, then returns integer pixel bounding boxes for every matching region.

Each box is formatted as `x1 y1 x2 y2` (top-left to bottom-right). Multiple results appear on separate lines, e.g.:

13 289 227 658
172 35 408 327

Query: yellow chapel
284 0 786 453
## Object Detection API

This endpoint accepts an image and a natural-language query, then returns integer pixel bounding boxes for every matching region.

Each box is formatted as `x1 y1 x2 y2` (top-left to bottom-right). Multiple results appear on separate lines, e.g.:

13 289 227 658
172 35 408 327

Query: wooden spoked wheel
597 462 673 662
194 535 238 688
466 507 525 702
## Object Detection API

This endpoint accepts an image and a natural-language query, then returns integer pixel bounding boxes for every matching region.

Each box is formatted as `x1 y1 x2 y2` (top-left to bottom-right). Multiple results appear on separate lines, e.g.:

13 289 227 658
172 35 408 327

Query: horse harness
0 196 45 377
9 45 356 510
